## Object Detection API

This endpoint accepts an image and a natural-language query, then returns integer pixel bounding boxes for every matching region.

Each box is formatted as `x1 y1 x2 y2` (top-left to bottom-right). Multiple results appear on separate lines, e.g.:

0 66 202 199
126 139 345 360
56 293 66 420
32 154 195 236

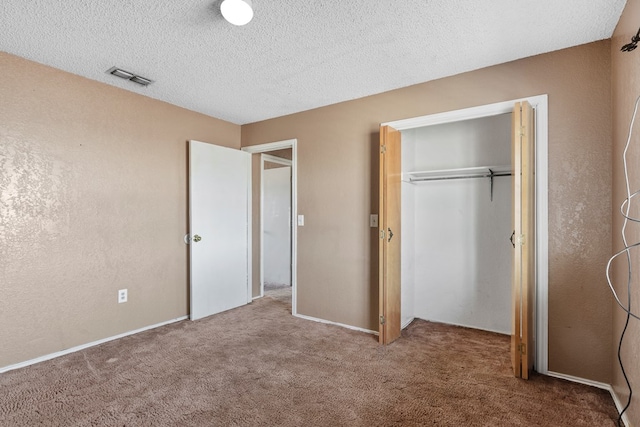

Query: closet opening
400 113 513 335
379 96 549 378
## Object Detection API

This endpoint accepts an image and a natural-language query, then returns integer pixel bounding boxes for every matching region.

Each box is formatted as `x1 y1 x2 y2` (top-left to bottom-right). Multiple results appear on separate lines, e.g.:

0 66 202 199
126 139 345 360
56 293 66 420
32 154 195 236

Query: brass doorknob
193 234 202 242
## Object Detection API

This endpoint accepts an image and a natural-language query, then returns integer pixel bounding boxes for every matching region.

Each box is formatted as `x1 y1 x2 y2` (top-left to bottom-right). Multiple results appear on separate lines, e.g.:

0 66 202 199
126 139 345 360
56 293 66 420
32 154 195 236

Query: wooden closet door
511 101 535 378
379 125 402 345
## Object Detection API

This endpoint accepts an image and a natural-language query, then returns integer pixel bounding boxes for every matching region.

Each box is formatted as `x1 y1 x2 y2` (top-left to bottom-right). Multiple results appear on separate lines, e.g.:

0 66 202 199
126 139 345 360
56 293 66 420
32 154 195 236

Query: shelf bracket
489 168 494 202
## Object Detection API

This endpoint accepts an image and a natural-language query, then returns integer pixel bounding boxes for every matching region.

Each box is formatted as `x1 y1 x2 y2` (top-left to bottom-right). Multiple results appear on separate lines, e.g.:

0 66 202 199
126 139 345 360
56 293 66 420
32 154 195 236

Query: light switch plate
370 214 379 228
297 215 304 226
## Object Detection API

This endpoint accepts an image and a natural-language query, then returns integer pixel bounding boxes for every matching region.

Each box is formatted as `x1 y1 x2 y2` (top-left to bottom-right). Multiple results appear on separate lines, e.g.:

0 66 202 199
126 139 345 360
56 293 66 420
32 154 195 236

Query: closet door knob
388 228 394 242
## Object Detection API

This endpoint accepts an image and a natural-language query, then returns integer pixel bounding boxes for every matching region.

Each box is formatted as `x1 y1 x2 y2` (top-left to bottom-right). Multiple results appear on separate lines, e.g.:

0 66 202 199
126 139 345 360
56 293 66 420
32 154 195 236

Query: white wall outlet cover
118 289 128 303
297 215 304 226
370 214 379 227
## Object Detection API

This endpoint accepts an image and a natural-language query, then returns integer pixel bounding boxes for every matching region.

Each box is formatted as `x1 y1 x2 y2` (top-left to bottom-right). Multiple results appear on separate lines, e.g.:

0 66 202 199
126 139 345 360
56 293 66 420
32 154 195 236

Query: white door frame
382 94 549 375
242 139 298 315
260 153 293 296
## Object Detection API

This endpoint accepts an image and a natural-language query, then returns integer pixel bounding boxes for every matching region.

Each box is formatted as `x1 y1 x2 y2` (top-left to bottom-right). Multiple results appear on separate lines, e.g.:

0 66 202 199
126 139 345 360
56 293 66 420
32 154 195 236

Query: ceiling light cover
221 0 253 26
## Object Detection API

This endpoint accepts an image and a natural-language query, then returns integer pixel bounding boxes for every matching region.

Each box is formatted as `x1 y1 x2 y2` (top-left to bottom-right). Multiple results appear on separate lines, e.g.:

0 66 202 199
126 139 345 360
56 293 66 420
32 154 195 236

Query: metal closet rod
406 169 512 202
407 171 512 183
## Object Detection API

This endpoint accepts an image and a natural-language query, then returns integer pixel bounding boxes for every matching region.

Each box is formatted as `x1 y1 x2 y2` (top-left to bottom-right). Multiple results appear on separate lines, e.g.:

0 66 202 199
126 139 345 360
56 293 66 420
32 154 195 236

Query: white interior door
263 166 292 287
189 140 251 321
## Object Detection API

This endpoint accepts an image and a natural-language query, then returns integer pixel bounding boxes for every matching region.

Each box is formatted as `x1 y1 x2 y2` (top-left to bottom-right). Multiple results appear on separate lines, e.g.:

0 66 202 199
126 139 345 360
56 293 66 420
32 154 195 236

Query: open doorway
242 139 298 315
262 152 293 306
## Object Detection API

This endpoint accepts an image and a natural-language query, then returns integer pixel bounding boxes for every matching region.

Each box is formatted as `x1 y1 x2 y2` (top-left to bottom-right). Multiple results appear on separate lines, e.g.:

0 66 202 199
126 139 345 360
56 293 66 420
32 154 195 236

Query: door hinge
520 126 526 137
380 315 386 325
380 229 386 240
518 343 527 355
380 145 387 154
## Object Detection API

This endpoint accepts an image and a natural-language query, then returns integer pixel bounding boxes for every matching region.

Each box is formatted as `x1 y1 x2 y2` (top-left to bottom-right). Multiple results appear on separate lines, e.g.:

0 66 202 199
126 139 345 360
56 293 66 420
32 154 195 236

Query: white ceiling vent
106 66 153 86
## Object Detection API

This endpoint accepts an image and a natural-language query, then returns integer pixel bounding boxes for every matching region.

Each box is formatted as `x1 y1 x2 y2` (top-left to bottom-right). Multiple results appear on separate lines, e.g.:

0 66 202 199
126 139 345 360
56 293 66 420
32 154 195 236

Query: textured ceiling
0 0 627 125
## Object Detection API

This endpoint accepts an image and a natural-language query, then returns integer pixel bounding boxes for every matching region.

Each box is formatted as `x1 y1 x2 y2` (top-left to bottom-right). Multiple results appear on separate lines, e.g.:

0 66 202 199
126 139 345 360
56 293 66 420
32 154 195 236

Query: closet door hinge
380 229 386 240
518 343 527 355
520 126 526 137
380 145 387 154
380 315 386 325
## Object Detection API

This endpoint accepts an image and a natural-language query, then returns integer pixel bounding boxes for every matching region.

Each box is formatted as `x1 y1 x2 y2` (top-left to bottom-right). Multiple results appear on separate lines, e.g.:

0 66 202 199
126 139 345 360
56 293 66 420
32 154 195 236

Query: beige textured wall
611 0 640 424
242 41 613 382
0 52 240 368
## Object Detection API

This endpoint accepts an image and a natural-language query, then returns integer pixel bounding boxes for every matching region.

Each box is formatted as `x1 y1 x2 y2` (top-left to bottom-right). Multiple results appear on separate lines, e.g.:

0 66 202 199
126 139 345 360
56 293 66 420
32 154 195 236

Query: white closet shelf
403 165 512 183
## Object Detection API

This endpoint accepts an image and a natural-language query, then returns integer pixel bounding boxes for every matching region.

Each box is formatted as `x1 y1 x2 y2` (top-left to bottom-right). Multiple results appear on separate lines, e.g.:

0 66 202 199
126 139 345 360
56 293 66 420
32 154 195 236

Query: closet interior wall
401 113 514 334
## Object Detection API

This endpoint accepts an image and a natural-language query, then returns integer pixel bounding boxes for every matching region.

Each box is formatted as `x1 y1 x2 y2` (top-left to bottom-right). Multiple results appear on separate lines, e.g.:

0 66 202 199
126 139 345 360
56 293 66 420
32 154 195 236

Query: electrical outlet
118 289 128 304
370 214 379 228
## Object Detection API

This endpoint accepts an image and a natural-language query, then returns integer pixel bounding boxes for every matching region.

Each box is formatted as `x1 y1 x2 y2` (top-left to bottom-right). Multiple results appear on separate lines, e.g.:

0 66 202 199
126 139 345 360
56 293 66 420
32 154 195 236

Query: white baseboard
402 317 415 329
546 371 610 389
294 313 379 336
414 316 510 336
609 388 632 427
0 316 188 374
547 371 630 427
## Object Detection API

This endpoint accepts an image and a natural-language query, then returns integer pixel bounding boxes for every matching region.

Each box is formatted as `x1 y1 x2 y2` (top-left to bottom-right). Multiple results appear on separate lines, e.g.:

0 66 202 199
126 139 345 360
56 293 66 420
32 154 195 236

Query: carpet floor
0 292 619 426
264 283 292 306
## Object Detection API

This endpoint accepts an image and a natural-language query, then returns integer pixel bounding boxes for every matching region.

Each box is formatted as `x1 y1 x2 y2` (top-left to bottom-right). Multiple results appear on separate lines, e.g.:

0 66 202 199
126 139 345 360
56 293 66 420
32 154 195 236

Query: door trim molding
262 154 292 167
383 95 549 375
260 154 265 298
242 140 298 316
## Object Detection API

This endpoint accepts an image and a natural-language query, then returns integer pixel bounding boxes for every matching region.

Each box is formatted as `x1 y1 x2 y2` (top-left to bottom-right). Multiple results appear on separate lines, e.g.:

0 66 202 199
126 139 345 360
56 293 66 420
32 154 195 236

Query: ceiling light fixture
221 0 253 26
